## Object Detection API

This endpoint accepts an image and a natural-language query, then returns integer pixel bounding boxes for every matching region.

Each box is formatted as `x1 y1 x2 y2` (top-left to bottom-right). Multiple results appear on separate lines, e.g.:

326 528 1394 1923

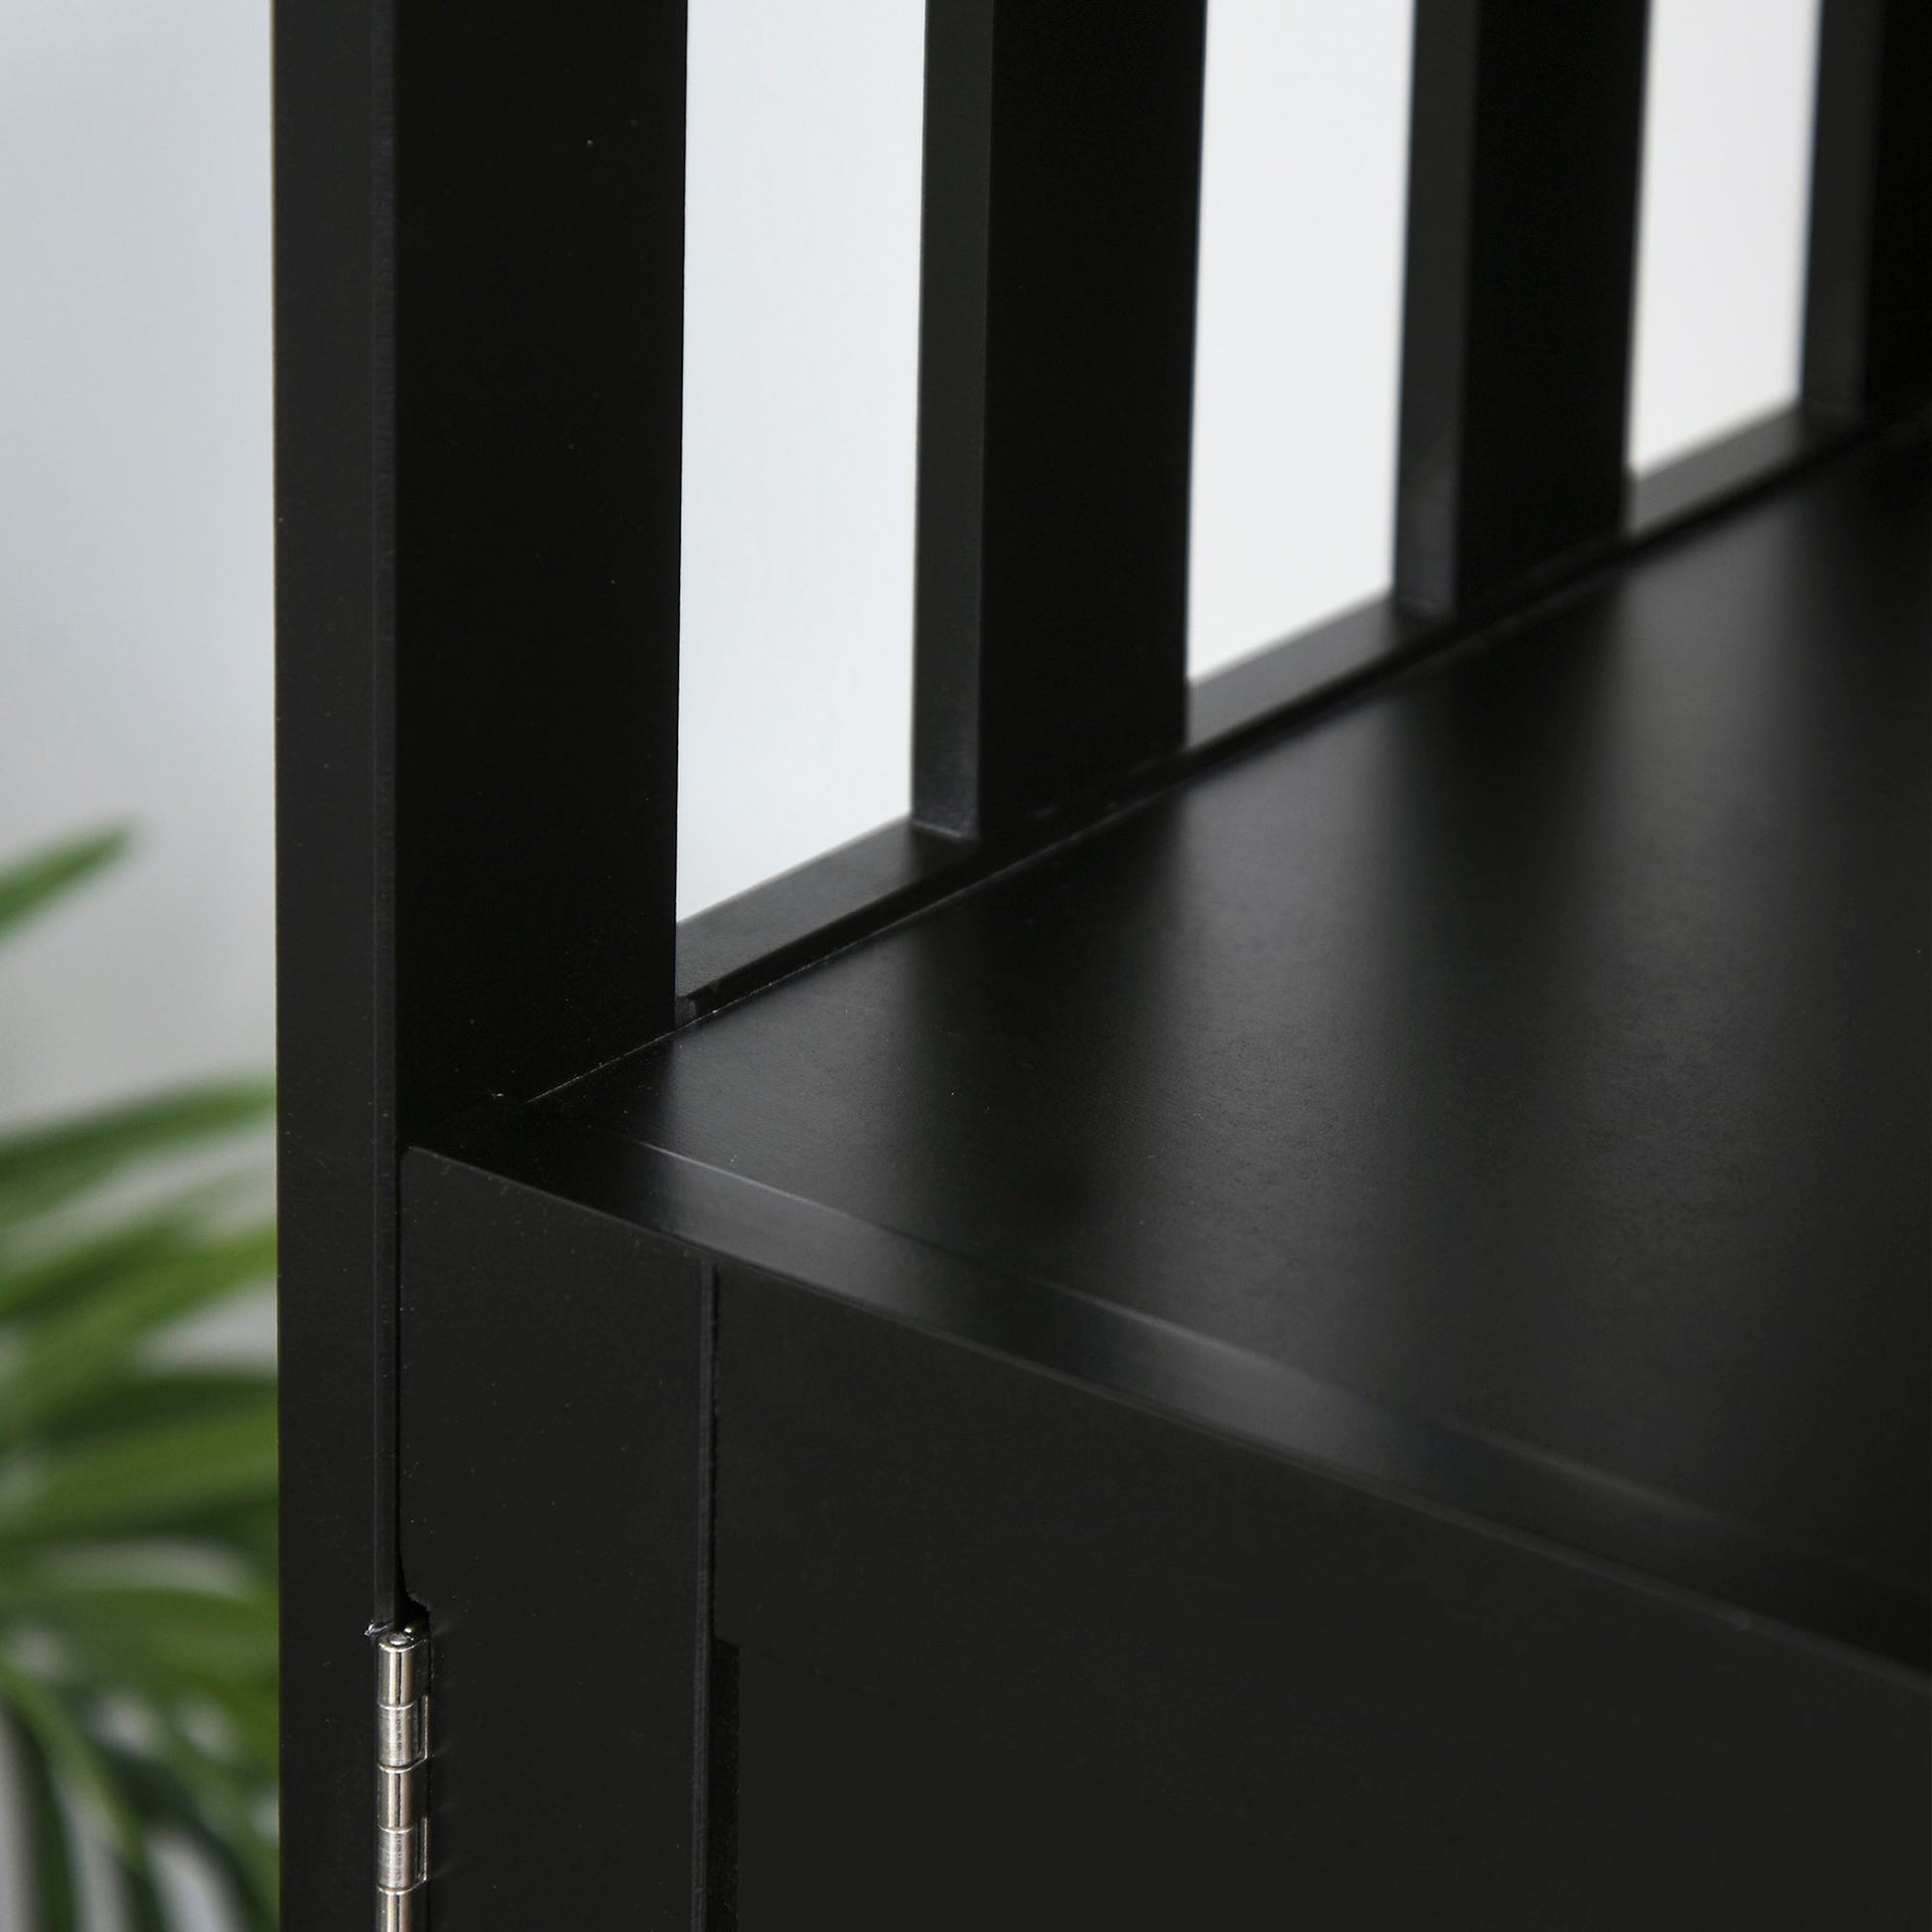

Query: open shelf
472 422 1929 1673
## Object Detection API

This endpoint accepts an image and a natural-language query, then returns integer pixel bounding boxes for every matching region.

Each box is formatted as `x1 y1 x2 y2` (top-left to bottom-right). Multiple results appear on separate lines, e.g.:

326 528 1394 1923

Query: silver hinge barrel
377 1821 430 1892
379 1891 425 1932
373 1624 430 1930
377 1759 428 1831
376 1696 426 1769
376 1629 428 1708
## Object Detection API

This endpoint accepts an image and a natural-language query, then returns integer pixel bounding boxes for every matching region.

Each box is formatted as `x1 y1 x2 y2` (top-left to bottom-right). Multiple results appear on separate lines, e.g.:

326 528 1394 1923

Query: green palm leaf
0 1225 275 1446
6 1708 83 1928
0 1651 151 1866
36 1367 277 1450
101 1731 277 1929
0 1082 275 1232
1 829 279 1930
0 1193 263 1322
0 1406 279 1550
0 826 128 942
0 1579 277 1678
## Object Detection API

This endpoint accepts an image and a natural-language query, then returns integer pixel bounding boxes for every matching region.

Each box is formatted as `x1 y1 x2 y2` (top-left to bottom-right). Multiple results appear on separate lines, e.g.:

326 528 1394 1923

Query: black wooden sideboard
276 3 1930 1927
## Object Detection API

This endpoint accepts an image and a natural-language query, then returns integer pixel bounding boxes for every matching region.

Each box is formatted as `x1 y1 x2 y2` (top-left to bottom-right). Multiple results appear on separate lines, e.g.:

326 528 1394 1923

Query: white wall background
0 0 273 1129
679 0 926 917
0 10 274 1919
1188 0 1414 680
1629 0 1821 468
0 0 1825 1097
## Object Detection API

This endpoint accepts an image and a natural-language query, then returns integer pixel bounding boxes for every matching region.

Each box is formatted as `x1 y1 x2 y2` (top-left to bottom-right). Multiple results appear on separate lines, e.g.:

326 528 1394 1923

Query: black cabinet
277 5 1929 1926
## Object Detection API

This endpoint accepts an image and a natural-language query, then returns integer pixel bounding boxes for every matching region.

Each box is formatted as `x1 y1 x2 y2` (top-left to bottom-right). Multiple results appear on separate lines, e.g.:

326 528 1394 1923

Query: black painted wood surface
273 4 390 1922
398 1154 717 1927
520 431 1930 1662
276 10 690 1922
1395 0 1652 611
676 404 1880 1023
912 0 1208 834
392 0 686 1129
1804 0 1932 414
736 1648 1453 1931
279 4 1932 1916
715 1267 1928 1932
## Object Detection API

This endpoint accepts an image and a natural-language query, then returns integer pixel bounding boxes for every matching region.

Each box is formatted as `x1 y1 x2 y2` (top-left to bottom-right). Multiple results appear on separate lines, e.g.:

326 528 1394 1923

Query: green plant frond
0 828 279 1916
14 1533 266 1598
116 1843 173 1932
10 1652 277 1777
31 1368 277 1452
76 1501 282 1579
0 1080 275 1233
91 1658 275 1769
100 1734 278 1932
0 1189 268 1322
0 1650 150 1868
0 1208 205 1321
183 1498 280 1573
0 1226 276 1446
0 1575 275 1663
5 1705 84 1932
149 1706 279 1903
0 1562 279 1797
3 1669 266 1932
195 1681 279 1772
0 1405 277 1550
0 1581 278 1721
0 825 130 944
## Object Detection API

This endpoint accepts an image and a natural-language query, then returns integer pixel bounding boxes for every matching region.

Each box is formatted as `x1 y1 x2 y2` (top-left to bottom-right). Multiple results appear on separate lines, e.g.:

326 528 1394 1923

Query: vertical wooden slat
1394 0 1652 615
1803 0 1932 416
393 0 687 1131
274 2 386 1923
913 3 1209 838
278 3 687 1927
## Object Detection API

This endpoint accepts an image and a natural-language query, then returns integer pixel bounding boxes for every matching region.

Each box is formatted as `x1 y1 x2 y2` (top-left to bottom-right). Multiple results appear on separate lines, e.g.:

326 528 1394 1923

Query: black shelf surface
476 427 1930 1672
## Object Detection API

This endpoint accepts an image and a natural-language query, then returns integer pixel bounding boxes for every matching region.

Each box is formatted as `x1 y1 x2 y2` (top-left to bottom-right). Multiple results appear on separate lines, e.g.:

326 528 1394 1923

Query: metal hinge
373 1624 430 1930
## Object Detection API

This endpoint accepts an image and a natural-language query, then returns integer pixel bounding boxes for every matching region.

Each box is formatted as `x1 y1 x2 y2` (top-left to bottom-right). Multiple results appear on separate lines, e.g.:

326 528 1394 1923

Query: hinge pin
373 1625 430 1929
